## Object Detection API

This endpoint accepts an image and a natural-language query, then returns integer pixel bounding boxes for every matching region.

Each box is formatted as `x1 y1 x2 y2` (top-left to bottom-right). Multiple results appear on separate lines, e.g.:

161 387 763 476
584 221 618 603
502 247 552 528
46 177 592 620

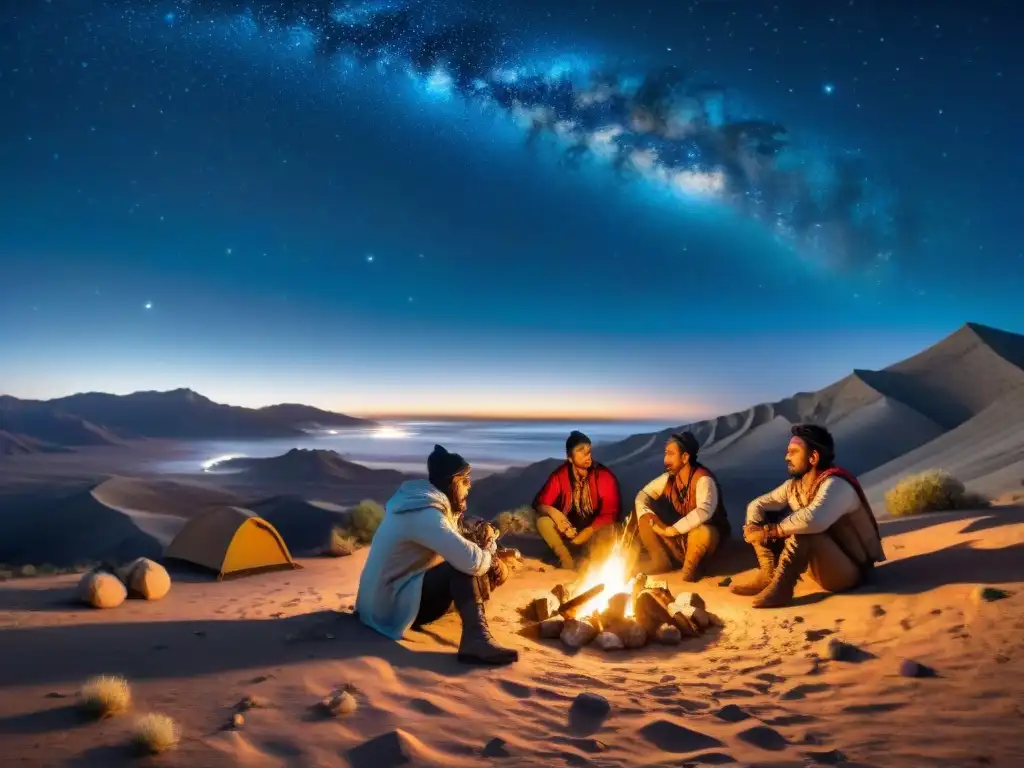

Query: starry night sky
1 0 1021 419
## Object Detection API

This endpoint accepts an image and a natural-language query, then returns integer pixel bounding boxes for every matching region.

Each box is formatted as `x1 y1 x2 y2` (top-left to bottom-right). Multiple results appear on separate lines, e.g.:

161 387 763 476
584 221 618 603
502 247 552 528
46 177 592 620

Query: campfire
525 542 723 651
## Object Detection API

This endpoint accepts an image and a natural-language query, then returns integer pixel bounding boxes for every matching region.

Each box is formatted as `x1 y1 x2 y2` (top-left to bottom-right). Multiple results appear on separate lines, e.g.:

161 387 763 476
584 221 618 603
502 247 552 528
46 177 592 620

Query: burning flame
573 542 635 618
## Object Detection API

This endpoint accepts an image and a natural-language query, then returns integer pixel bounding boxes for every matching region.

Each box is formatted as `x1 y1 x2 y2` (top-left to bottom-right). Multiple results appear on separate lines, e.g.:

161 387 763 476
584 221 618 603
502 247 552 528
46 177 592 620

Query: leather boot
451 571 518 665
730 542 778 596
752 535 811 609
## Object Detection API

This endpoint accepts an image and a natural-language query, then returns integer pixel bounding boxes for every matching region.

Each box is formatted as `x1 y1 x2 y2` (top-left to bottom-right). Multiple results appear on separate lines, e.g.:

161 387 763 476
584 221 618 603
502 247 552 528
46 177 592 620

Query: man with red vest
731 424 885 608
533 431 622 570
634 431 731 581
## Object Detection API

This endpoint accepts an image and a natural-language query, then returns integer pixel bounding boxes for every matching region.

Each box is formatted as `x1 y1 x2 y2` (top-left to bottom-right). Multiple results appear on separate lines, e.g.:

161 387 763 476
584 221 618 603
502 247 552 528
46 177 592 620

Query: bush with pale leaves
79 675 132 718
133 713 180 754
495 505 538 536
885 469 990 517
349 500 385 543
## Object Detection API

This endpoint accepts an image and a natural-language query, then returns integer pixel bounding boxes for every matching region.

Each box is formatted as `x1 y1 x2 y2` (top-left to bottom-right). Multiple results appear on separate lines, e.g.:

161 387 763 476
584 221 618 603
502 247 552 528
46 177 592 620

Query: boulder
117 558 171 601
595 631 625 651
539 617 565 639
561 618 599 648
77 570 127 609
656 623 682 645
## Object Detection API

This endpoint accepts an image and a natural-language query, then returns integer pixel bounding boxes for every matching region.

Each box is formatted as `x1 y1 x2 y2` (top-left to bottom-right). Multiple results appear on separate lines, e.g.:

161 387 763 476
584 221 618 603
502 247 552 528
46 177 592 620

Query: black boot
730 542 778 596
752 535 811 609
451 573 518 665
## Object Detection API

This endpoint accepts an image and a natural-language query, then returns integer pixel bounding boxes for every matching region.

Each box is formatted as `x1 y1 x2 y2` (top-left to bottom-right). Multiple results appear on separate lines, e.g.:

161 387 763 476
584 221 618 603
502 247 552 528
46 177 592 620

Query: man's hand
562 523 578 539
744 523 783 545
571 526 594 546
651 520 678 538
538 505 576 539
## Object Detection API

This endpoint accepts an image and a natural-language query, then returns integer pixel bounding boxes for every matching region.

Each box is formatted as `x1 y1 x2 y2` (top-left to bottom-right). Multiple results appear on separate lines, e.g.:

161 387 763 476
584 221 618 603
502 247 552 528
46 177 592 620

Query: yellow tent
165 506 298 579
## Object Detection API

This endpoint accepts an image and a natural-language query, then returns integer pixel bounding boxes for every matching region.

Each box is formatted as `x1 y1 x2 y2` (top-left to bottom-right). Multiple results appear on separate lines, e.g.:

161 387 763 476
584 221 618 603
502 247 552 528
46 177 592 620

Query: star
823 83 835 95
144 302 153 310
366 254 375 263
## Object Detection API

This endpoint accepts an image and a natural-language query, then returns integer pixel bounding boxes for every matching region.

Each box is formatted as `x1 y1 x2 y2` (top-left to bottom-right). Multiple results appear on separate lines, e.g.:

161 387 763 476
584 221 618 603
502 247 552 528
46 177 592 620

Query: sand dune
215 448 406 487
0 504 1021 766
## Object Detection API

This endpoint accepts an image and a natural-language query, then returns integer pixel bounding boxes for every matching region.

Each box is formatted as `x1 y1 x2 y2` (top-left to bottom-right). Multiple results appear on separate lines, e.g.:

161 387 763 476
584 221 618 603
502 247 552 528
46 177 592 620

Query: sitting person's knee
536 515 560 536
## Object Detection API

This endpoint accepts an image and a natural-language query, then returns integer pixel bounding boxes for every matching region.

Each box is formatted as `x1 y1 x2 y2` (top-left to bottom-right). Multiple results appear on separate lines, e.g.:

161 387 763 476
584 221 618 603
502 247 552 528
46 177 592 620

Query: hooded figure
356 445 518 665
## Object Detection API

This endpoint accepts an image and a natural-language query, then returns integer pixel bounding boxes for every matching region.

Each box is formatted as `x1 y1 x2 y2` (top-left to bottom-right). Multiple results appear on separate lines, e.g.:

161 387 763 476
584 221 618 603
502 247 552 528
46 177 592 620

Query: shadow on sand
0 611 476 690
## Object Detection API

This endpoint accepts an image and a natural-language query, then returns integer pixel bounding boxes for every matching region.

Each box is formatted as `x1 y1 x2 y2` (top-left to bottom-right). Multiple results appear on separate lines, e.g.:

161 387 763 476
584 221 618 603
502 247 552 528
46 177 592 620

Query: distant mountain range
469 322 1024 517
0 388 375 454
212 448 405 486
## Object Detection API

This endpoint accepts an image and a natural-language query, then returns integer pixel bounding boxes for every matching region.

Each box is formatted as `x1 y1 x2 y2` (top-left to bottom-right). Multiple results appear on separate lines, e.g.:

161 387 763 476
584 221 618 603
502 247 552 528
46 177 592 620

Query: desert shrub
19 564 36 578
133 713 180 754
349 500 385 543
326 526 359 557
79 675 132 718
885 469 990 517
495 505 538 536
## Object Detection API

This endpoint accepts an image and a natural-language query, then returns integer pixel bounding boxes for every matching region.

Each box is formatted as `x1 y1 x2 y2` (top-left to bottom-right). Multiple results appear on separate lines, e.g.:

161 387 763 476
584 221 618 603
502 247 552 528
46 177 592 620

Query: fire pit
525 542 723 651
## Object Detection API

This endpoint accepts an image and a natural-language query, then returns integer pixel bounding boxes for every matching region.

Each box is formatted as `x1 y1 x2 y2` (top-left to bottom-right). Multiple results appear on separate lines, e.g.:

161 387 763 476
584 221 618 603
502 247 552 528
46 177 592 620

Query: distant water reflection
154 419 668 476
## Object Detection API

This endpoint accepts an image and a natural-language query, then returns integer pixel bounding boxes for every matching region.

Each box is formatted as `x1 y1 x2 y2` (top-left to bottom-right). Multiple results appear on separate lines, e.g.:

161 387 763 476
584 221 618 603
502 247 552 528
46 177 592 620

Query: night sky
2 0 1021 420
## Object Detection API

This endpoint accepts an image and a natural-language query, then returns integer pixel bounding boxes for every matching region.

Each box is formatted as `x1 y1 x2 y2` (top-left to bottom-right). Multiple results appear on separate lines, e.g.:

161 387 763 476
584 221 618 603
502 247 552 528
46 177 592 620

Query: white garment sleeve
408 508 492 576
635 473 670 519
777 477 860 535
672 475 717 535
745 481 792 526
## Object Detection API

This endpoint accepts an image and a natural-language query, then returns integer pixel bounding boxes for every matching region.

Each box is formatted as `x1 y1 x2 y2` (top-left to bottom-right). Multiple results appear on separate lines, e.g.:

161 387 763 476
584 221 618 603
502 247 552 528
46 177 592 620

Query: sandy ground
1 506 1022 768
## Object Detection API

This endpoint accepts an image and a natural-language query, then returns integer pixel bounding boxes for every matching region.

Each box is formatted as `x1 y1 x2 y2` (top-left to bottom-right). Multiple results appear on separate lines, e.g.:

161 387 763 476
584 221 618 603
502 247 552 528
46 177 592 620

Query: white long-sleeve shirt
745 477 862 536
634 471 718 536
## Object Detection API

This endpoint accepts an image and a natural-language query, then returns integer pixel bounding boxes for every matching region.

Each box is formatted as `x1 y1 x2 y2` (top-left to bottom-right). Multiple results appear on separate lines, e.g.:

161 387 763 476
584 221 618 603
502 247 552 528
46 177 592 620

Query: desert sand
1 504 1022 767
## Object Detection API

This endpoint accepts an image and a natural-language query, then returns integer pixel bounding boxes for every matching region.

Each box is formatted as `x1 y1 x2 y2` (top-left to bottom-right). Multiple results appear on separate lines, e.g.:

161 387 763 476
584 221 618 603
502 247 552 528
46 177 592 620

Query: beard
787 463 808 478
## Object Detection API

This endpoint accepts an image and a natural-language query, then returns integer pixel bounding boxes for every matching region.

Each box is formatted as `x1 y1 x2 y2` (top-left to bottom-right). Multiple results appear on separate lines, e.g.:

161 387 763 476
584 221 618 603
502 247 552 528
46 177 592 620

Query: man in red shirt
533 431 622 570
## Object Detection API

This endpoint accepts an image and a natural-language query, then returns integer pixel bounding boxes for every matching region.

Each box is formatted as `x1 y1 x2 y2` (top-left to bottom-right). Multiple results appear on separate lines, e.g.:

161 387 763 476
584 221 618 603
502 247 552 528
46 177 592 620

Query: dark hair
791 424 835 469
565 430 591 456
669 431 700 462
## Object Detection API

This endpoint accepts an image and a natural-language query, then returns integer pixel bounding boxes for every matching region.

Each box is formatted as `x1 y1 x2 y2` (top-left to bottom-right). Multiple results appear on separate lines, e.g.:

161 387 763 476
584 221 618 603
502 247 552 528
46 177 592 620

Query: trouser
536 515 617 569
636 514 721 580
760 532 863 592
414 562 482 627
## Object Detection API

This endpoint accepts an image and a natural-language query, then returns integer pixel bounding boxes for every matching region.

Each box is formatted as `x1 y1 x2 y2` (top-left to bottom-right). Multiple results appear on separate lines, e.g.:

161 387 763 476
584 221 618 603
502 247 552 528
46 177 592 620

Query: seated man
356 444 518 665
731 424 885 608
634 431 730 580
533 430 621 570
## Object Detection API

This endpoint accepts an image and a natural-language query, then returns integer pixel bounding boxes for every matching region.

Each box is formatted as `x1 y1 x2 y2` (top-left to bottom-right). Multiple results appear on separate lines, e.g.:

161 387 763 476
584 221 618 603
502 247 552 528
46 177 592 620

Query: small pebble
232 713 244 728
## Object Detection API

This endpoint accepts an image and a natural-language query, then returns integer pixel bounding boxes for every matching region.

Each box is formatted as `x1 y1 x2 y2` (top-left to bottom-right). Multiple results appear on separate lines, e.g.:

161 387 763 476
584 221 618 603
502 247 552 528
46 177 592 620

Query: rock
974 586 1011 603
656 623 682 645
76 570 127 609
531 594 559 621
678 604 711 629
823 637 856 661
232 713 244 728
706 612 725 628
117 558 171 601
237 695 271 711
482 737 510 757
623 622 649 649
871 604 886 617
898 658 935 678
539 617 565 639
635 590 674 633
717 576 732 587
321 690 357 716
595 631 625 651
570 692 610 719
561 618 599 648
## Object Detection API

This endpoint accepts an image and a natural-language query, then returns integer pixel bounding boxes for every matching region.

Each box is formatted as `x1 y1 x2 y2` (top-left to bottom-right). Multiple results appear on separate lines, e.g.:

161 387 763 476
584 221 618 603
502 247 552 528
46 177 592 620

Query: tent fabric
164 506 297 579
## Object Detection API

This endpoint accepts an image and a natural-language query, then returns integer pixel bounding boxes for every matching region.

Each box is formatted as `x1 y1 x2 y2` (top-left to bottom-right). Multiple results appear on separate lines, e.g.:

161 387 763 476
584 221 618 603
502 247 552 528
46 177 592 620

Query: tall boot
752 535 812 609
730 542 778 596
450 570 518 665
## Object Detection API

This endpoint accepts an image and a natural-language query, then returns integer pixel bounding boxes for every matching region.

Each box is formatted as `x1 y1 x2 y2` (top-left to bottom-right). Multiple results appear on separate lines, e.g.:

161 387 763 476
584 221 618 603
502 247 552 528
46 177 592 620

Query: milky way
131 0 915 276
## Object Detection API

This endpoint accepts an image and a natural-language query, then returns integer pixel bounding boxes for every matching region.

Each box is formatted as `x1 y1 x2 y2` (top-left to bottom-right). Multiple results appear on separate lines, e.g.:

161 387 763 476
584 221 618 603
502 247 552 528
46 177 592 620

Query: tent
164 506 298 579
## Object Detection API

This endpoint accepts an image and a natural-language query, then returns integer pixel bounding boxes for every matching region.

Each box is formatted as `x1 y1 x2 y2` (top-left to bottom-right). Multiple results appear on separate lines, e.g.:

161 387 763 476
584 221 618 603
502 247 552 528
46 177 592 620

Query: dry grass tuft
133 713 180 754
495 505 538 536
885 469 990 517
79 675 132 718
350 500 385 543
325 526 359 557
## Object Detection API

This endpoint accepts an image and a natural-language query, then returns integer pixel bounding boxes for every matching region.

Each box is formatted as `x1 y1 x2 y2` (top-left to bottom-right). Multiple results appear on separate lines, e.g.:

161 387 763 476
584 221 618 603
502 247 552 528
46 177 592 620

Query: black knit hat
565 430 591 456
791 424 835 462
427 444 470 488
